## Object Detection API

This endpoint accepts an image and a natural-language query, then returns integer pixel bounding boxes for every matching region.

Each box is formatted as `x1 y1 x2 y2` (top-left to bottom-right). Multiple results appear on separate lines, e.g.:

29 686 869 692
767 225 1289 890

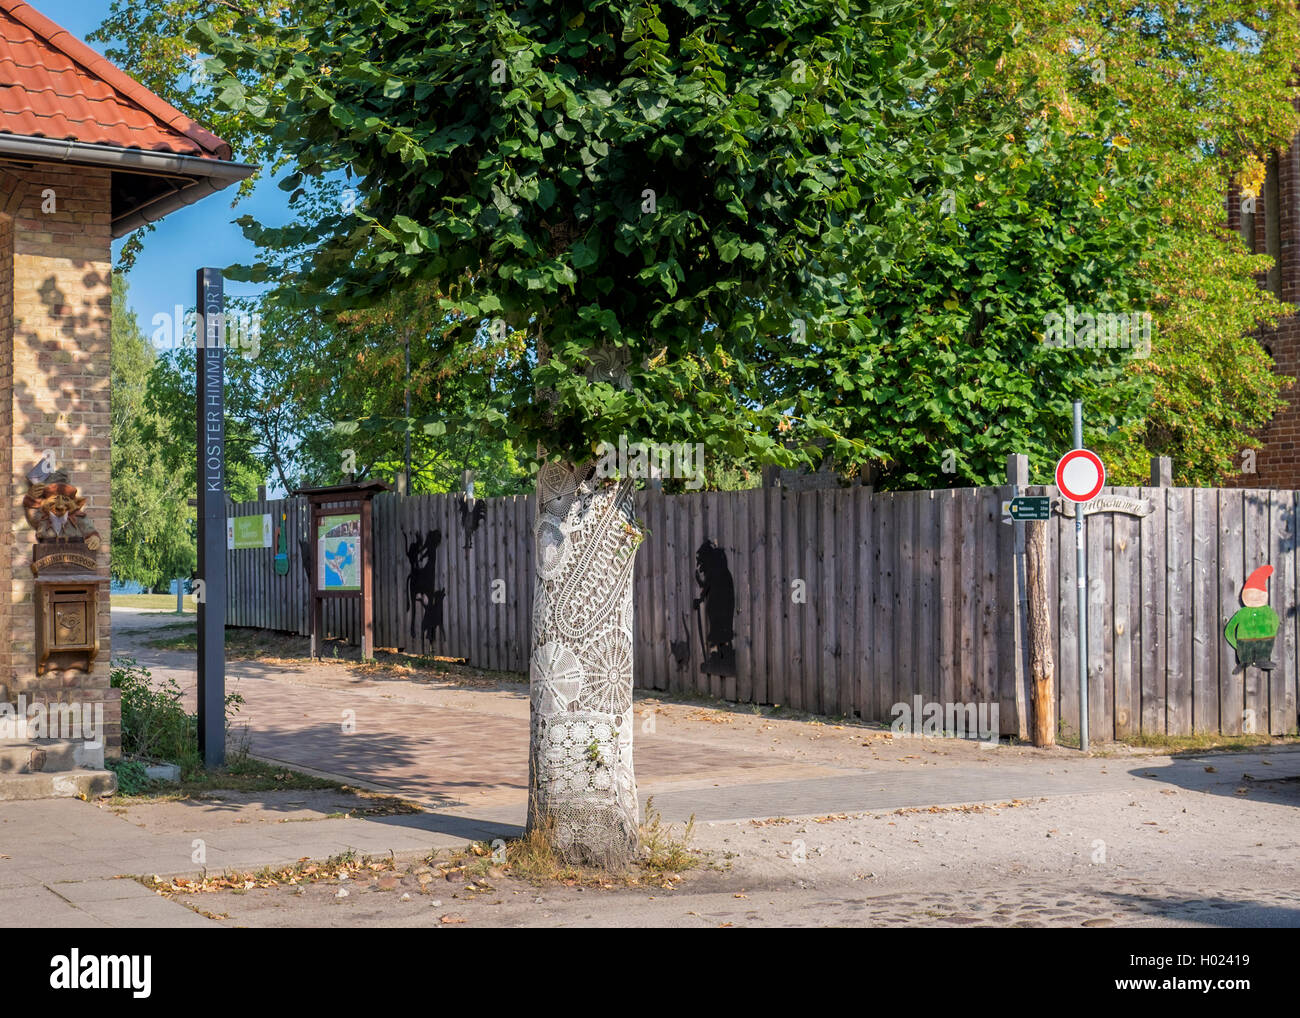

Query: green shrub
108 758 152 795
110 657 245 775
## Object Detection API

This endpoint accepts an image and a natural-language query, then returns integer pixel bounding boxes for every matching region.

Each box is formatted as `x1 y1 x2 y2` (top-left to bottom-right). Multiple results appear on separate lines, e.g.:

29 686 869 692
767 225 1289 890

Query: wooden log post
1026 501 1055 746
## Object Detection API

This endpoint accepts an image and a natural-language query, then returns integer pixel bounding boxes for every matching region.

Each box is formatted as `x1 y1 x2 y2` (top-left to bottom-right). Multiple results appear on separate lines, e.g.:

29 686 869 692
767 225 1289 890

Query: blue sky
37 1 282 331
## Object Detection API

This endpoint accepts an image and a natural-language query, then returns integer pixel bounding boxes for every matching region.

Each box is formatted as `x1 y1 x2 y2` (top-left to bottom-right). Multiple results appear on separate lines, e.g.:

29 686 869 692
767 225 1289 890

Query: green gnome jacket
1224 605 1279 647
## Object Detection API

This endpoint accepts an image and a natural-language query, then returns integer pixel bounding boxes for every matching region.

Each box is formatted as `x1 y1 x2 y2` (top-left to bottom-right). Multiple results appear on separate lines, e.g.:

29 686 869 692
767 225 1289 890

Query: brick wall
1225 136 1300 490
0 213 12 700
0 162 118 755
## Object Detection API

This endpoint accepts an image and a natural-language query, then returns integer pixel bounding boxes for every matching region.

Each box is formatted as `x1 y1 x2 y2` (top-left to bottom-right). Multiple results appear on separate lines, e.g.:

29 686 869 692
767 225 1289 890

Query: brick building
0 0 250 792
1226 141 1300 488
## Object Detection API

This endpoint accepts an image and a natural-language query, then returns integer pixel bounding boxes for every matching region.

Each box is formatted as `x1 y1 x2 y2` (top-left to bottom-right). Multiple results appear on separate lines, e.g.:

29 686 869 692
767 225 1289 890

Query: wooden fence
224 482 1300 739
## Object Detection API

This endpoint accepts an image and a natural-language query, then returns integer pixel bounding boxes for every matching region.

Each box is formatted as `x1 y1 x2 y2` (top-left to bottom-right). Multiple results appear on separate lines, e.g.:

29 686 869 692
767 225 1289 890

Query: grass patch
434 799 700 890
111 593 193 613
107 756 344 804
1119 731 1300 754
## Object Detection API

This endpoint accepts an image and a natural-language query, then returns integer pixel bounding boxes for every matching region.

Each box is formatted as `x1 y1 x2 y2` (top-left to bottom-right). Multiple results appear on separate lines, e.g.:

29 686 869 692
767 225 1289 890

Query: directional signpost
1008 496 1052 521
1057 404 1104 753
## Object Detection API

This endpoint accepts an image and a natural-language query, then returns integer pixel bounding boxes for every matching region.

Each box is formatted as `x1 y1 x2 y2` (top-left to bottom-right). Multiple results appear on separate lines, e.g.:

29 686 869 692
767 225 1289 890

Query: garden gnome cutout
1224 565 1279 673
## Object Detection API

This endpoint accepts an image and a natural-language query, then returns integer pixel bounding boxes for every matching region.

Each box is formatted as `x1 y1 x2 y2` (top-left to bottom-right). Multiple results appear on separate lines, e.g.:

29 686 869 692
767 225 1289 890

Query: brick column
3 163 118 755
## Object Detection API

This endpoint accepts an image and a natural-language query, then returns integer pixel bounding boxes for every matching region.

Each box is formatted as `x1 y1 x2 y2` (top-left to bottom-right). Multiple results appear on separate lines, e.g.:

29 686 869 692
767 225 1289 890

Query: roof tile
0 0 232 159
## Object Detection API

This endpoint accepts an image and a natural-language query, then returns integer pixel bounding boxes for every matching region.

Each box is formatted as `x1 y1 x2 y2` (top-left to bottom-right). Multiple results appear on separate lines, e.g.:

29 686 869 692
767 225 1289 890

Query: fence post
1150 456 1172 487
1007 455 1030 738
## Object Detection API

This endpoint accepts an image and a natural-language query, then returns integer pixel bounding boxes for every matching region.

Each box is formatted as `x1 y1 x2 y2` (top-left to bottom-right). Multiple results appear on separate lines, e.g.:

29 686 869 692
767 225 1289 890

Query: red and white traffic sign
1056 448 1105 504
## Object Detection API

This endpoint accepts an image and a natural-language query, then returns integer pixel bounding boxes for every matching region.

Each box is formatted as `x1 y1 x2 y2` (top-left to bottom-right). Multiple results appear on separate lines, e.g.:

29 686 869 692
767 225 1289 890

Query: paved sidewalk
0 609 1292 927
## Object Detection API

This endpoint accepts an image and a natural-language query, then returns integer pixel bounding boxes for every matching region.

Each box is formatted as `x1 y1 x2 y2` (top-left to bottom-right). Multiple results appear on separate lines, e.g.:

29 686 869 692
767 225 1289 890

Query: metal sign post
1073 403 1088 753
196 267 226 768
1055 404 1105 753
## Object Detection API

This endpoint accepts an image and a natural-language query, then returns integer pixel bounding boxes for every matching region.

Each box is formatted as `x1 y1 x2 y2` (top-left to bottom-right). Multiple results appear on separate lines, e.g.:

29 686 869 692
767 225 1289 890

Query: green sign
317 514 361 591
228 513 271 549
1008 496 1052 521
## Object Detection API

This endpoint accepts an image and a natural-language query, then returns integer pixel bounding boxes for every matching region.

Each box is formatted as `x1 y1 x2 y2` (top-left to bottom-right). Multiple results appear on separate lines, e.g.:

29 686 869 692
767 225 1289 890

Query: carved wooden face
44 491 85 521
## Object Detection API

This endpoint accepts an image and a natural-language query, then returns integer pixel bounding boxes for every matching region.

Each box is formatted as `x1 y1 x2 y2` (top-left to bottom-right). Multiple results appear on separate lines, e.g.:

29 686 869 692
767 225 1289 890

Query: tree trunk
528 459 642 868
1025 518 1055 747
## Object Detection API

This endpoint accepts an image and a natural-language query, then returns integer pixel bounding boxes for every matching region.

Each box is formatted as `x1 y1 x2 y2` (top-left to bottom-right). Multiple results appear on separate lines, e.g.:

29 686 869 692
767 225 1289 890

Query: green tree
88 1 308 268
952 0 1300 485
191 0 1170 865
142 298 268 501
282 286 535 495
110 275 195 590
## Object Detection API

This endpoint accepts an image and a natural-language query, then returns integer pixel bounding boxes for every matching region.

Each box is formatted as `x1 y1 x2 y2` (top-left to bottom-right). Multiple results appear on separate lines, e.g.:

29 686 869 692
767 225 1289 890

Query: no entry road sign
1055 448 1105 504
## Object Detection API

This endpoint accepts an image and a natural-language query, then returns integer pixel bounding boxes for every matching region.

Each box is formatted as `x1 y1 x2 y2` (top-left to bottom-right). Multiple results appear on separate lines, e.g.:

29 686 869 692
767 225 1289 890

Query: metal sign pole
1073 400 1089 753
196 267 227 768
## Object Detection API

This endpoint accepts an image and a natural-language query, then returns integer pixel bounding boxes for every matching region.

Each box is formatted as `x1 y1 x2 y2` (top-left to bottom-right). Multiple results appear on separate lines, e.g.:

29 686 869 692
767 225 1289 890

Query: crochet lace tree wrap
528 460 641 867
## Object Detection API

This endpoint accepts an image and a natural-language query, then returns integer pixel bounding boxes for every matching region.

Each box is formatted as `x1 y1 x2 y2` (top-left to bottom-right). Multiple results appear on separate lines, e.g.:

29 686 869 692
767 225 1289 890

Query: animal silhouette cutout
404 528 445 648
458 495 486 550
692 539 736 677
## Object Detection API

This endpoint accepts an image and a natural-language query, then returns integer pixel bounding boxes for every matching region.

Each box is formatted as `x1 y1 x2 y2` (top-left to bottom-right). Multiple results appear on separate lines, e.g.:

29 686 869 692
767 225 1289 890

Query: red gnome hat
1243 564 1274 593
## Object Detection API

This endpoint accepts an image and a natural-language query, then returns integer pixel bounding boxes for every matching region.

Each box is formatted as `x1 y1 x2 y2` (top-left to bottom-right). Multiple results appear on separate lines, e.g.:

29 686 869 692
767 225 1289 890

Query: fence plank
1217 489 1244 735
937 490 956 720
1166 488 1193 735
854 486 874 720
766 486 785 708
1244 490 1271 734
1269 491 1297 735
834 486 855 718
875 491 896 723
1057 494 1079 740
1191 488 1219 734
1140 486 1166 734
1111 494 1135 739
720 491 739 703
918 490 940 720
997 485 1019 736
958 489 979 714
818 488 837 716
748 489 767 706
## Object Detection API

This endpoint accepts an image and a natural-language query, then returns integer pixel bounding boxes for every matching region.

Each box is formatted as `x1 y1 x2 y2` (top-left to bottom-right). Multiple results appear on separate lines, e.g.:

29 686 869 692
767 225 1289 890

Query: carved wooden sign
23 463 101 575
1054 494 1152 519
23 462 101 674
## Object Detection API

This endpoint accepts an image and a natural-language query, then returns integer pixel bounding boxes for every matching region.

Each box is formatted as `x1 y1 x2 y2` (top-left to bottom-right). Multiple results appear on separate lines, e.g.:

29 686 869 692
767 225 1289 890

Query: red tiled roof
0 0 232 160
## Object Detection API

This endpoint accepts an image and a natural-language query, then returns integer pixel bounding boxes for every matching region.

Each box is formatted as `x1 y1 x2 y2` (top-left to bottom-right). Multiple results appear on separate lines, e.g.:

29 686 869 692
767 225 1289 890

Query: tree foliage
959 0 1300 485
109 275 195 589
186 0 1180 489
142 297 270 501
90 0 1300 489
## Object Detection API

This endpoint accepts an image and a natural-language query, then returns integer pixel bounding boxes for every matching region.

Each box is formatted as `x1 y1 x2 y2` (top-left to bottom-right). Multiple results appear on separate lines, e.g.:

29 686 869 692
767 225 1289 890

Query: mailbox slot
35 581 98 675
